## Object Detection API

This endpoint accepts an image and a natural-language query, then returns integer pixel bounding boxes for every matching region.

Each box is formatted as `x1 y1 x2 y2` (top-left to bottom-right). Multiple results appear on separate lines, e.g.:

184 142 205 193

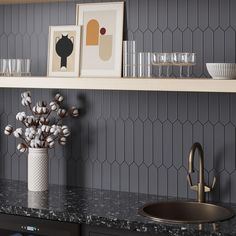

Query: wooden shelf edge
0 0 65 4
0 76 235 93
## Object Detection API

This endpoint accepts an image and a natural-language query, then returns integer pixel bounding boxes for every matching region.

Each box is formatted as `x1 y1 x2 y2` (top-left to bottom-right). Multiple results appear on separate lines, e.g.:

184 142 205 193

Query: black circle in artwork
56 35 74 69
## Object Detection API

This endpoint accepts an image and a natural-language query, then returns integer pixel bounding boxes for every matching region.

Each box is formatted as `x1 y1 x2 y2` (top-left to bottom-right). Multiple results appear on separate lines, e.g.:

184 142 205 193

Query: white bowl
206 63 236 80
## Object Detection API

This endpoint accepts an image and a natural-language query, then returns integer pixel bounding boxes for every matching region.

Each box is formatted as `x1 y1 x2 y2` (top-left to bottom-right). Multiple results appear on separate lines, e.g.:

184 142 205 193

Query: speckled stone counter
0 179 235 236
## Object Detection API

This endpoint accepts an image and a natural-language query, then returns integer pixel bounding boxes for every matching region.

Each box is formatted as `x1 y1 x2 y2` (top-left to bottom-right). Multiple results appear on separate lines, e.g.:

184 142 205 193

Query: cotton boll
36 106 43 114
55 93 64 103
25 116 34 126
57 108 67 118
25 128 33 139
16 112 26 121
41 125 49 133
13 128 23 138
25 127 36 140
17 143 27 153
42 107 49 114
39 117 48 125
59 136 67 145
25 136 32 142
4 125 13 135
50 101 58 111
62 126 70 137
21 95 32 107
46 135 55 148
34 136 42 147
21 91 31 99
70 107 79 117
46 135 54 144
32 106 37 114
37 101 47 107
30 139 40 148
30 127 36 135
61 125 68 130
30 140 36 148
50 126 56 134
53 126 62 136
36 128 43 137
49 141 55 148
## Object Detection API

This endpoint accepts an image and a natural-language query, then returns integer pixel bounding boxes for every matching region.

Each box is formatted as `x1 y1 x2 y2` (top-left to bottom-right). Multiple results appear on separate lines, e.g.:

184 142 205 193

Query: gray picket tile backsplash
0 0 236 203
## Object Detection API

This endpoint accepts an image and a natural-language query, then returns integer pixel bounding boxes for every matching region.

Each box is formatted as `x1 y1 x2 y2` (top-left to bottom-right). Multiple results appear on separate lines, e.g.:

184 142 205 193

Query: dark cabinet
0 214 167 236
81 224 166 236
0 214 80 236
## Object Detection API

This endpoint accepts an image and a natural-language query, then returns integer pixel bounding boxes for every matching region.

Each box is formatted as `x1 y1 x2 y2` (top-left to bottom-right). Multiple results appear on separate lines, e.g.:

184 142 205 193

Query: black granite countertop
0 179 235 236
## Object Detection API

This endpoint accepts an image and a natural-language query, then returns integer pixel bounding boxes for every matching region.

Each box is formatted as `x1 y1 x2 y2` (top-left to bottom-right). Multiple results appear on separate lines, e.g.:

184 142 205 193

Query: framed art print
48 25 81 77
76 2 124 77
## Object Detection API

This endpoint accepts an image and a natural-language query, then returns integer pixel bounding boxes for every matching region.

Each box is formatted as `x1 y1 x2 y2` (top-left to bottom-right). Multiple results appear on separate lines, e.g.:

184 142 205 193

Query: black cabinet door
81 224 167 236
0 214 80 236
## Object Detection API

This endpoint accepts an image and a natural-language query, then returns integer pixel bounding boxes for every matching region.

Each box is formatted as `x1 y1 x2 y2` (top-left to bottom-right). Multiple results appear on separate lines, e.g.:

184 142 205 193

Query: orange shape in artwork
86 19 99 46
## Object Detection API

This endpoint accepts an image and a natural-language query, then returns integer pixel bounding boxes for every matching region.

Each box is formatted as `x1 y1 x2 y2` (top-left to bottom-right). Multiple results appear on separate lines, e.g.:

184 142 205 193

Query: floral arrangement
4 91 79 153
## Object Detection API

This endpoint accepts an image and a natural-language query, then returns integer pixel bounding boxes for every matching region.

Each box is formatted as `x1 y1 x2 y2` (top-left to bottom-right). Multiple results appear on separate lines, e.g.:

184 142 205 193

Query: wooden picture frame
47 25 81 77
76 2 124 77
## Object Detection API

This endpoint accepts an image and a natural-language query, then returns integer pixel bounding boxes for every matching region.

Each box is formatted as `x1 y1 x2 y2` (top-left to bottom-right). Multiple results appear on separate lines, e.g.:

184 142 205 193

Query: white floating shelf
0 76 235 93
0 0 64 4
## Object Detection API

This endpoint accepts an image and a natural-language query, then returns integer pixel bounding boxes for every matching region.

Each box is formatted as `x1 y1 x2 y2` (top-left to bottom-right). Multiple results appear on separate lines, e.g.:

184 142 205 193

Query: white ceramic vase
28 148 48 192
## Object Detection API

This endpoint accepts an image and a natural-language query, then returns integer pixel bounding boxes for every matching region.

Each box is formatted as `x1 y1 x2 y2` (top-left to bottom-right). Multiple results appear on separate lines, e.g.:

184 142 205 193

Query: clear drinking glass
138 52 152 78
151 53 167 77
186 53 196 77
16 59 22 76
123 41 136 77
23 59 31 76
8 59 17 76
151 53 162 77
165 53 174 77
2 59 8 76
173 53 188 77
0 60 4 76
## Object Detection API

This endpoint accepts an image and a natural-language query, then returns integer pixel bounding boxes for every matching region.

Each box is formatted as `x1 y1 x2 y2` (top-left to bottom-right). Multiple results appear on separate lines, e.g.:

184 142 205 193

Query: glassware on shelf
123 41 136 78
165 53 174 77
0 59 31 77
173 52 187 77
152 53 173 78
21 59 31 76
186 53 196 77
0 59 4 76
138 52 152 78
172 52 196 78
2 59 8 76
8 59 17 76
152 53 163 77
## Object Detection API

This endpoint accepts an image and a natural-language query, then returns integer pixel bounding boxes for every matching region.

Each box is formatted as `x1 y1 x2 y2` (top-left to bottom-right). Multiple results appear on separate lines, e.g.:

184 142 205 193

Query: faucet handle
204 176 217 192
187 174 198 191
187 174 193 186
212 176 217 189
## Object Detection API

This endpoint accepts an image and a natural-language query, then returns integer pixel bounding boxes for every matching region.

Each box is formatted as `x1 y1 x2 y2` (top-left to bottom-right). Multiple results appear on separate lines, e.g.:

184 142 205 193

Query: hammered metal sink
139 201 234 224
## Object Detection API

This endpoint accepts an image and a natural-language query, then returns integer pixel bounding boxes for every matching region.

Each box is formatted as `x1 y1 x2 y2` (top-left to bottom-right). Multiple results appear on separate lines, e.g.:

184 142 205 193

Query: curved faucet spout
188 142 205 202
187 143 216 203
188 142 204 184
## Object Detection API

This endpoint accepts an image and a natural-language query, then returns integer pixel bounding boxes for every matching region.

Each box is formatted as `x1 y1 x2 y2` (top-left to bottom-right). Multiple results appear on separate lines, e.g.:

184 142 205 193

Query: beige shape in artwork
86 19 99 46
99 35 113 61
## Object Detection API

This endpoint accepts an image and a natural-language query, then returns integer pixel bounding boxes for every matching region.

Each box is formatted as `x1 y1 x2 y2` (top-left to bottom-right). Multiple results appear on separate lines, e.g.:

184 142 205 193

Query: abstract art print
76 2 124 77
48 26 81 77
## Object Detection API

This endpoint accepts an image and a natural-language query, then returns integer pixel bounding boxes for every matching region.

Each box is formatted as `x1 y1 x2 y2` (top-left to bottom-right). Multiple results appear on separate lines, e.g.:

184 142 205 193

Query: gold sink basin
139 201 234 224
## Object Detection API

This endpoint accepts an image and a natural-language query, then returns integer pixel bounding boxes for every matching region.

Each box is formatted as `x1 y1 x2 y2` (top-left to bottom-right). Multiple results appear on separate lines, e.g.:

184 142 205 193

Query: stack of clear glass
123 41 136 78
0 59 31 77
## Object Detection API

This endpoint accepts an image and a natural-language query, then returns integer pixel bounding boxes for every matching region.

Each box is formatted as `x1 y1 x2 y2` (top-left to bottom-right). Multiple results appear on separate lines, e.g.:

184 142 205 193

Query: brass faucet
187 143 216 203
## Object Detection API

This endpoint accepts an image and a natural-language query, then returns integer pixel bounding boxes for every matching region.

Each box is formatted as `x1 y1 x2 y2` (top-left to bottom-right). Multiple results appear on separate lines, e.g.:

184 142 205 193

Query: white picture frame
76 2 124 78
47 25 81 77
